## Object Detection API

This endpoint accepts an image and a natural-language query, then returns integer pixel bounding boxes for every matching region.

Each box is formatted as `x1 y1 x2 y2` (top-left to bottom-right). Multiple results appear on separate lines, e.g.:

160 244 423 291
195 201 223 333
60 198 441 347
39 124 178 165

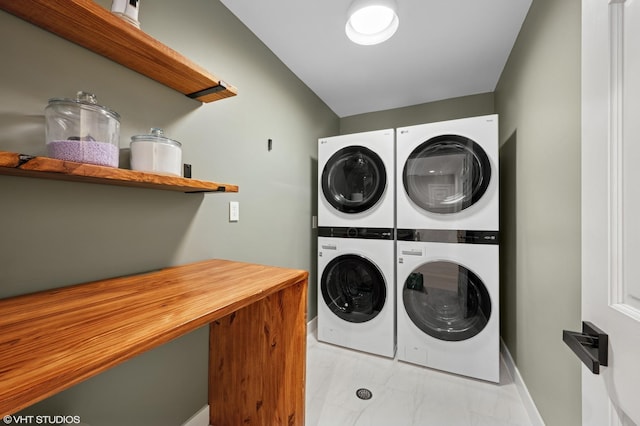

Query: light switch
229 201 239 222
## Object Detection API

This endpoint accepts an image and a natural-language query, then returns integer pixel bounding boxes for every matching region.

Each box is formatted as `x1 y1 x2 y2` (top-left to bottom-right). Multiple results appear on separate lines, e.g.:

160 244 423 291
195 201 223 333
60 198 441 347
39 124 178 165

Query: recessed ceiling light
346 0 399 46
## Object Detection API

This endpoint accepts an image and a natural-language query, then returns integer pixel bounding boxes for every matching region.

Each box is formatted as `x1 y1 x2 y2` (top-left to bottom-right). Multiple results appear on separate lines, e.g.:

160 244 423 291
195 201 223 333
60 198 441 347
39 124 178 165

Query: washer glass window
403 135 491 214
403 261 491 341
322 146 386 213
322 254 386 323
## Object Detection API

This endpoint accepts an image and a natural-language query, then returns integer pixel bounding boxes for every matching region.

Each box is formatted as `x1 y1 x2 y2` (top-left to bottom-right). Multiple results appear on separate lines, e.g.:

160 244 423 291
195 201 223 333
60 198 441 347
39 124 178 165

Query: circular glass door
403 135 491 214
322 146 386 213
402 261 491 341
321 254 386 323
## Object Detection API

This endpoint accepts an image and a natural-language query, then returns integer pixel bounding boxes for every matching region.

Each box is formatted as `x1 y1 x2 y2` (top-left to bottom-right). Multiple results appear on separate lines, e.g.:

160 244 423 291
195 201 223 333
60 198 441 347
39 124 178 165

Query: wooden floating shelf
0 0 237 103
0 151 238 193
0 259 308 421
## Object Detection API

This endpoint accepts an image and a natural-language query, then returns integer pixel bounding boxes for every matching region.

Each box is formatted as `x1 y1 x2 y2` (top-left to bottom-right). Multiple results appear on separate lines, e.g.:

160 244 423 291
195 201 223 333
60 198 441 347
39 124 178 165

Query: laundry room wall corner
499 131 518 358
309 156 319 320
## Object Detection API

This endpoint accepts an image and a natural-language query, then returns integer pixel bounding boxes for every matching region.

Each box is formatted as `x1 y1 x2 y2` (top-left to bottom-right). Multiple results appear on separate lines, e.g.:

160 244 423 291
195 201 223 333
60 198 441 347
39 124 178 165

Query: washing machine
396 115 498 231
317 227 395 358
396 233 499 382
318 129 394 228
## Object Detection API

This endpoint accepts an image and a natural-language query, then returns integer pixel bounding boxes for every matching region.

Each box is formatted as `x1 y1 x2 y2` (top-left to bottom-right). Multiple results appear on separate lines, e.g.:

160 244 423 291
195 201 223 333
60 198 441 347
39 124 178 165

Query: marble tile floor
305 334 533 426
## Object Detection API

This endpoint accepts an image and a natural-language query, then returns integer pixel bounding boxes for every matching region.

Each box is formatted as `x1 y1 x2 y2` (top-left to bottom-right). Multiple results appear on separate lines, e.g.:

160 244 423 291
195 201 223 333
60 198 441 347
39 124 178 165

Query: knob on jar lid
131 128 182 148
76 91 97 104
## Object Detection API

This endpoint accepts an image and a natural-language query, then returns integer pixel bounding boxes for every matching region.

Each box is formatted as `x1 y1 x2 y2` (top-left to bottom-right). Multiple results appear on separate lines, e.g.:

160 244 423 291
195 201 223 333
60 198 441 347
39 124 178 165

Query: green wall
340 92 494 134
0 0 337 424
495 0 582 424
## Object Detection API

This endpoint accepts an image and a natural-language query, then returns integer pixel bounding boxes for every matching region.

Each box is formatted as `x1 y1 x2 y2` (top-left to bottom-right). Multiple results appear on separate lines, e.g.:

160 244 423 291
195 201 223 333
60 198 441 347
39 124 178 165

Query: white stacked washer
395 114 500 382
317 129 396 358
317 229 395 358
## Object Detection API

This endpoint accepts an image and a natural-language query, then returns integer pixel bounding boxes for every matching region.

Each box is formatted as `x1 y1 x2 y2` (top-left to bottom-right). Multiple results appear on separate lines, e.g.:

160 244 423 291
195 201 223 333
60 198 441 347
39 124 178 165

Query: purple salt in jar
45 92 121 168
47 139 119 167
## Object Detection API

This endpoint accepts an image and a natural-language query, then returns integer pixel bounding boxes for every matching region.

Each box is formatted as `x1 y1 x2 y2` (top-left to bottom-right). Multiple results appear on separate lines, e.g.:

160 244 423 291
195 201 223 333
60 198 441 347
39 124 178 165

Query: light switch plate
229 201 239 222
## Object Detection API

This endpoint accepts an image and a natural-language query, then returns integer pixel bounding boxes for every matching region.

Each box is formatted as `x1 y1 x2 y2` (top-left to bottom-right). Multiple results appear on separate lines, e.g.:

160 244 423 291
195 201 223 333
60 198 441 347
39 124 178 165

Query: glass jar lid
131 128 182 148
47 91 121 121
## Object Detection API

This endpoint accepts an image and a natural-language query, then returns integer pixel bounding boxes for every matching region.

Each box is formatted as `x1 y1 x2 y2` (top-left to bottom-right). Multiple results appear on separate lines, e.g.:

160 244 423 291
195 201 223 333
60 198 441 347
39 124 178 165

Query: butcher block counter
0 259 308 425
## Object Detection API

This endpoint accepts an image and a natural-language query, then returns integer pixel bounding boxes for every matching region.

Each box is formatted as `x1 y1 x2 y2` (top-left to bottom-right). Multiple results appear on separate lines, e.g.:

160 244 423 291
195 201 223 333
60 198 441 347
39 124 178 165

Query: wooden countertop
0 259 308 416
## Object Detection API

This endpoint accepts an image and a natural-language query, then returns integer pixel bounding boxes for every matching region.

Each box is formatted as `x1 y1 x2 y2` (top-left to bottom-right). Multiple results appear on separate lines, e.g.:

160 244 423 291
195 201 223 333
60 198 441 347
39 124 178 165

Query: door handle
562 321 608 374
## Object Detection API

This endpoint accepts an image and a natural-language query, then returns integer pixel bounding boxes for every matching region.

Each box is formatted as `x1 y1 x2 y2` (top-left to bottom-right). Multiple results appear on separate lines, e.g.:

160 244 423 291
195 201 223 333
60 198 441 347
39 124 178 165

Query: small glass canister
45 91 121 167
130 128 182 176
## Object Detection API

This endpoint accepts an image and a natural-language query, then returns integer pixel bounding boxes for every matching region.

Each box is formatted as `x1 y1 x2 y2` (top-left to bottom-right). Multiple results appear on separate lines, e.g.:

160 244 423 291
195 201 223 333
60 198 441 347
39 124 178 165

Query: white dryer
396 115 498 231
396 234 499 382
318 129 394 228
317 228 395 358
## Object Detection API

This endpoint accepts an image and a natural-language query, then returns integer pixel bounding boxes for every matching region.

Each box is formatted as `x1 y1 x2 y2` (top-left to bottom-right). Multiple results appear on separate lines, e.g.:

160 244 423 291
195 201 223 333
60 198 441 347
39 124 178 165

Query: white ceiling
219 0 532 118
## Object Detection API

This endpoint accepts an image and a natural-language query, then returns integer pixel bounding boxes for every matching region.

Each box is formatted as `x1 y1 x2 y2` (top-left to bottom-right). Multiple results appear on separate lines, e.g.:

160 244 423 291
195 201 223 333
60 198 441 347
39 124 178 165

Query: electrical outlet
229 201 239 222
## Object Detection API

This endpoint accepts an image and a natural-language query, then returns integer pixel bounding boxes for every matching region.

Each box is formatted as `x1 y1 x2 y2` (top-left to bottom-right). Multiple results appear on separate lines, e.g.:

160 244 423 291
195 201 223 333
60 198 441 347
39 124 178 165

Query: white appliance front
396 115 499 231
396 240 499 382
318 129 394 228
317 235 395 358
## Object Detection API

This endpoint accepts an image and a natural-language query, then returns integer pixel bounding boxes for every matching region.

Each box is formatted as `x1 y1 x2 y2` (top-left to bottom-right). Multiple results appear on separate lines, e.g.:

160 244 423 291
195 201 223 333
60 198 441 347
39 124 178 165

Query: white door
581 0 640 424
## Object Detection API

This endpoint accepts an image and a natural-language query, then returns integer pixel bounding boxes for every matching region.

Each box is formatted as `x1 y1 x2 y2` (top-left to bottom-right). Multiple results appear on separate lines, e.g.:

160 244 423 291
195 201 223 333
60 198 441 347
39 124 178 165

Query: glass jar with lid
45 91 121 167
130 128 183 176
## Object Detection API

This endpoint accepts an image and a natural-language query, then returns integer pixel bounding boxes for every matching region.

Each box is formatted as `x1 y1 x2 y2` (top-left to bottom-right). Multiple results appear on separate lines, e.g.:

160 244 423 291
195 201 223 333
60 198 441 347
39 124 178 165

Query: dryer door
321 146 386 214
403 135 491 214
402 260 491 341
321 254 386 323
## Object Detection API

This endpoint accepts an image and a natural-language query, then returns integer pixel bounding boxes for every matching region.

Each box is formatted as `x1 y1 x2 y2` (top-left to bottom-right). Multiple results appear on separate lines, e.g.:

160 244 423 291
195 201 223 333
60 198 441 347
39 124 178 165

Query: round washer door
322 146 386 214
402 260 491 341
321 254 386 323
403 135 491 214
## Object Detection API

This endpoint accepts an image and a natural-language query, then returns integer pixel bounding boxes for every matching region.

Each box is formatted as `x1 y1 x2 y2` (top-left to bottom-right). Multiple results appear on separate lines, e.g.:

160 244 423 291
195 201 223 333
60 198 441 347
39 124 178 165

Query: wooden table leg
209 280 307 425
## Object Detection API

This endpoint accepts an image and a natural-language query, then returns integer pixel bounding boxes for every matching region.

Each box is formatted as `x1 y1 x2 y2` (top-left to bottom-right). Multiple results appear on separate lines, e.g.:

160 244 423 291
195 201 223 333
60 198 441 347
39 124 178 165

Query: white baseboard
307 316 317 336
181 405 209 426
500 339 546 426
